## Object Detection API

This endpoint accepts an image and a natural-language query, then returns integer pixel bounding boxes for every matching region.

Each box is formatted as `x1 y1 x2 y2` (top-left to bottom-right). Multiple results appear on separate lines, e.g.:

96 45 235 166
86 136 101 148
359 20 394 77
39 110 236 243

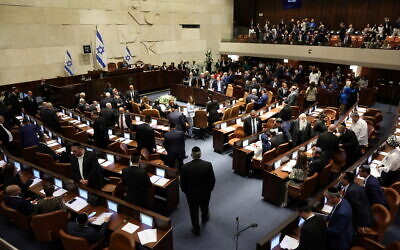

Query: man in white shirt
378 135 400 186
350 112 368 148
71 142 103 188
116 107 131 130
0 115 16 155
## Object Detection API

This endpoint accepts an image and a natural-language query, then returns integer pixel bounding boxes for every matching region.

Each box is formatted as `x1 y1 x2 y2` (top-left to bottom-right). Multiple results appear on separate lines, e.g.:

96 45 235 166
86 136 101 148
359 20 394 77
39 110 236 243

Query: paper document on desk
150 175 161 184
77 124 86 128
109 135 116 139
46 140 57 145
369 164 381 178
61 116 70 120
66 197 88 212
322 204 333 214
86 129 94 134
55 147 66 153
30 178 41 187
121 222 139 234
122 139 133 144
100 160 113 167
16 116 23 121
154 177 169 187
280 235 299 249
372 159 383 165
222 126 235 133
378 151 388 156
136 121 144 125
138 229 157 245
91 212 113 226
47 142 59 147
315 108 324 112
53 188 67 197
282 160 296 172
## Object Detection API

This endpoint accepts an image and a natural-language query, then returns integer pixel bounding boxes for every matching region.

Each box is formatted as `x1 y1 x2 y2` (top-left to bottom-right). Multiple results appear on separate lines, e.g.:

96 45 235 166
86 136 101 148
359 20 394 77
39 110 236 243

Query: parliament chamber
0 0 400 250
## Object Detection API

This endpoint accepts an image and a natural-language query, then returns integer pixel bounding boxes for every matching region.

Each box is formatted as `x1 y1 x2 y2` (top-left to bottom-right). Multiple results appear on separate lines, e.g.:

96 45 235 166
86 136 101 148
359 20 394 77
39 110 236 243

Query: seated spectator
19 118 43 148
4 185 35 216
288 152 309 186
3 164 32 198
255 88 269 109
261 132 272 153
246 89 259 104
35 183 66 214
76 98 88 113
308 147 329 175
358 165 387 207
67 213 109 244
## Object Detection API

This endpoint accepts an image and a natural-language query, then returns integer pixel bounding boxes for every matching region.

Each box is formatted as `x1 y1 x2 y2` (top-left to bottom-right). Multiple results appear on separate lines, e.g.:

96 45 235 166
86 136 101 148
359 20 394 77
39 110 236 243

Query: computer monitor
140 213 154 227
106 154 114 163
156 168 165 178
77 116 81 122
108 129 112 135
236 118 241 124
298 218 305 227
19 93 24 99
57 137 62 144
3 154 7 162
54 178 62 188
86 120 90 126
307 143 312 151
40 125 44 132
86 147 93 152
367 155 373 164
33 169 40 179
107 200 118 212
135 116 141 122
33 120 37 125
123 132 130 139
242 139 249 147
61 109 65 114
48 131 53 138
274 159 281 169
151 119 157 126
292 151 298 160
270 233 281 249
221 123 227 129
78 188 88 200
14 161 21 171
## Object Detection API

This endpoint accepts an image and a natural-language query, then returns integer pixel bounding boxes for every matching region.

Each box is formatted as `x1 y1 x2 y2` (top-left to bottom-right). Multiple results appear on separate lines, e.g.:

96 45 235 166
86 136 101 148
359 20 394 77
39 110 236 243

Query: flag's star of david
66 61 73 67
97 46 105 55
125 55 131 61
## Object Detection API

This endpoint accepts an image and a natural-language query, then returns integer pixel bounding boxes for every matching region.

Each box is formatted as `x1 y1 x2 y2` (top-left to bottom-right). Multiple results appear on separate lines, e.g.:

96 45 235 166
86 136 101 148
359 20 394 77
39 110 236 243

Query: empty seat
31 210 68 242
228 127 245 147
276 142 290 155
1 201 31 230
105 231 136 250
193 110 208 140
383 187 400 225
319 159 333 187
59 229 103 250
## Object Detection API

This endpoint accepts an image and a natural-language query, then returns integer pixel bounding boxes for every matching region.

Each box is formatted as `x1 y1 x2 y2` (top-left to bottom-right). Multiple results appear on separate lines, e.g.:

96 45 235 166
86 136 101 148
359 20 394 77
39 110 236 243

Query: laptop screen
156 168 165 178
107 200 118 212
78 188 88 200
140 213 154 227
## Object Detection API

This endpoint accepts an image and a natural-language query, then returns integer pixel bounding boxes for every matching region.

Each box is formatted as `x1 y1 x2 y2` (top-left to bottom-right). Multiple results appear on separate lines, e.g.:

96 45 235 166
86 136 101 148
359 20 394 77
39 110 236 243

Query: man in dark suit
212 76 225 93
254 89 269 110
316 125 339 159
167 108 186 132
92 112 109 149
295 201 327 250
278 103 292 122
325 187 353 250
339 171 372 229
100 103 116 127
285 86 299 106
4 185 35 216
184 72 197 87
163 123 185 171
291 113 311 146
136 115 156 153
0 115 17 155
243 110 262 136
197 73 208 89
181 147 215 235
277 82 289 100
67 213 109 244
115 107 131 130
122 154 152 208
309 147 329 176
206 97 219 130
126 85 140 103
312 113 328 136
359 165 387 207
22 91 38 115
245 89 259 104
338 123 361 166
39 102 61 132
270 118 291 148
71 142 103 189
19 118 43 148
5 87 22 115
100 92 114 109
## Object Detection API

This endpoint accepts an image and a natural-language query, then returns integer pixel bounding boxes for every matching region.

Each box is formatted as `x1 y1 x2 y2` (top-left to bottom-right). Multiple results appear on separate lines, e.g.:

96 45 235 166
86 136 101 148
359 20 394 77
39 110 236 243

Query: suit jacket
212 81 225 93
206 101 220 123
5 93 22 114
125 90 140 103
316 132 339 159
339 129 360 165
67 221 108 244
344 183 372 228
243 116 262 136
181 159 215 200
93 117 109 144
278 105 292 121
37 143 61 161
22 96 38 115
286 91 298 106
100 97 115 109
255 94 269 109
163 130 185 162
19 124 43 148
365 175 387 207
270 126 290 148
327 198 353 250
136 123 156 152
313 119 328 136
0 124 12 144
309 155 328 176
277 87 289 99
100 108 116 127
296 215 327 250
115 113 132 130
245 94 259 104
70 151 103 189
167 110 186 131
291 120 312 146
184 78 197 87
121 167 152 207
40 108 60 132
4 195 35 216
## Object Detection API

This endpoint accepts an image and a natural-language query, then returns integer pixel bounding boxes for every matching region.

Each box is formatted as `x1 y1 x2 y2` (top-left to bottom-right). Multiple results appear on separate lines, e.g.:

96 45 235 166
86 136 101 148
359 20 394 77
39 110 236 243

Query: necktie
120 115 123 128
253 118 257 134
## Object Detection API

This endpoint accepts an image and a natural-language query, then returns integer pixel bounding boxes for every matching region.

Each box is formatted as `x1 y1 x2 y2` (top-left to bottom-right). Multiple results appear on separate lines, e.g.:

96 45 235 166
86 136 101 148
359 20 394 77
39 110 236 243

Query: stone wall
0 0 233 84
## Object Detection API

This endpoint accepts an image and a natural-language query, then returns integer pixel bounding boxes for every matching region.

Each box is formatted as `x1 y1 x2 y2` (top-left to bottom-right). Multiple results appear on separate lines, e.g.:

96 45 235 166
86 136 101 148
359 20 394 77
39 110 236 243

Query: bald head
5 185 20 196
105 92 111 98
106 103 112 109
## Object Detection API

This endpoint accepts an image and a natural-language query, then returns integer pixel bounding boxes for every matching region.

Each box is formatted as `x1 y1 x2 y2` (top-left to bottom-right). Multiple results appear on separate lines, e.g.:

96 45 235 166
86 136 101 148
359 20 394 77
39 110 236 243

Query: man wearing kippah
378 135 400 186
338 122 361 166
180 147 215 235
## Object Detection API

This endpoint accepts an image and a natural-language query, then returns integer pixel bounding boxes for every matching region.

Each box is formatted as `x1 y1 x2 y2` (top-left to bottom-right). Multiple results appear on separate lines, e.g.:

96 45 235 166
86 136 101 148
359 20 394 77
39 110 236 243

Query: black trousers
186 194 211 230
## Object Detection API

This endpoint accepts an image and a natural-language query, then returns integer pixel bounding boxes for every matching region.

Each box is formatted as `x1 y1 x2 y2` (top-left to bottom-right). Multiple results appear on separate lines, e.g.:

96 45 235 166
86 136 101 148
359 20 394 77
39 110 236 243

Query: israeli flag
64 50 74 76
124 45 133 65
95 27 106 69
